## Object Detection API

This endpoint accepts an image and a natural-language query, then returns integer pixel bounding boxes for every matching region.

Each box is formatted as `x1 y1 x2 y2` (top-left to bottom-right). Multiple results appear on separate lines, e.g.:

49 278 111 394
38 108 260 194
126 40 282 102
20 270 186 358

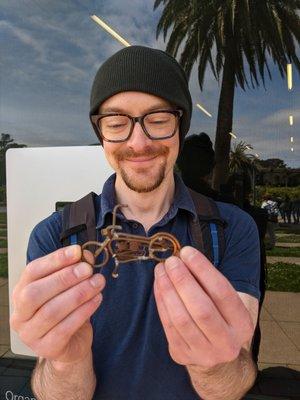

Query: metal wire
81 204 181 278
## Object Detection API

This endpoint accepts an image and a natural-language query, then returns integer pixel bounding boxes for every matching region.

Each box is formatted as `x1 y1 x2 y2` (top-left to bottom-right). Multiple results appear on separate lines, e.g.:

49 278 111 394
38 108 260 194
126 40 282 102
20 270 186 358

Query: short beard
120 163 166 193
116 146 169 193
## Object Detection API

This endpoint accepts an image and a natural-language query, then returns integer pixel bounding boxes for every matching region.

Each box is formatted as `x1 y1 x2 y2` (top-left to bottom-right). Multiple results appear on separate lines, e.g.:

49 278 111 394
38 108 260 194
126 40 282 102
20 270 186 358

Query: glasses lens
144 112 177 138
99 115 131 141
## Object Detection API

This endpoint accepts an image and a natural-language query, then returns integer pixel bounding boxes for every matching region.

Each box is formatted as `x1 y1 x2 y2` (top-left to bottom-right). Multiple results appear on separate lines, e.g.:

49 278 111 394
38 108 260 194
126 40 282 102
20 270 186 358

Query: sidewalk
250 231 300 398
0 277 36 398
1 276 299 398
248 291 300 399
267 256 300 265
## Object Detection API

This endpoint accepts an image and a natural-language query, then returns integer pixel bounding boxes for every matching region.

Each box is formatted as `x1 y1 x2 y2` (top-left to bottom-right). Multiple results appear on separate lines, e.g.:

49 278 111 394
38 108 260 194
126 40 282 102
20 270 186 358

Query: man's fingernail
65 245 78 258
93 294 102 303
165 257 180 270
73 263 91 279
90 274 104 288
155 263 166 277
181 246 197 260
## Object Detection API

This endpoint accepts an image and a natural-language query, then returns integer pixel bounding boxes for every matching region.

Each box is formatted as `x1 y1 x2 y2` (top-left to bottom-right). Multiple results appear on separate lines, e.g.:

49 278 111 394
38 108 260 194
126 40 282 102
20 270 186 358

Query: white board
6 146 113 357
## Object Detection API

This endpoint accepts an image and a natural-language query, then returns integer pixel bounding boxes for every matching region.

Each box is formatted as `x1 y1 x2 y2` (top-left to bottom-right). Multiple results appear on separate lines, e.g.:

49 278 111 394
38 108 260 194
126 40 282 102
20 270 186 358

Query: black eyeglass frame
90 109 183 143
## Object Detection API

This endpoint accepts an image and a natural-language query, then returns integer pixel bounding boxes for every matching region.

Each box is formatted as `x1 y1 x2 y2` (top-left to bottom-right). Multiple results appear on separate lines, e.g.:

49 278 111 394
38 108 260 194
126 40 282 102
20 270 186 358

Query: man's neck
114 174 175 232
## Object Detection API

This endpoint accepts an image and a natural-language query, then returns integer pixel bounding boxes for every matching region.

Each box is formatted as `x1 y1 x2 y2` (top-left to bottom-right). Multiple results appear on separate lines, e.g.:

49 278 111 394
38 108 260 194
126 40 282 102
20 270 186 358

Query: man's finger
82 249 95 266
154 268 240 368
34 296 102 361
20 245 82 287
13 262 96 321
163 256 231 346
179 246 252 332
154 263 210 350
153 275 191 364
19 273 104 339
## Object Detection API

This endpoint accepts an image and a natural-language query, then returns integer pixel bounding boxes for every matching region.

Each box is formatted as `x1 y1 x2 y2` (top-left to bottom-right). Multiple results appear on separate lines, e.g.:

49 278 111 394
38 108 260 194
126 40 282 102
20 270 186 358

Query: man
177 132 236 204
10 46 260 400
279 195 292 224
178 133 266 365
261 194 279 250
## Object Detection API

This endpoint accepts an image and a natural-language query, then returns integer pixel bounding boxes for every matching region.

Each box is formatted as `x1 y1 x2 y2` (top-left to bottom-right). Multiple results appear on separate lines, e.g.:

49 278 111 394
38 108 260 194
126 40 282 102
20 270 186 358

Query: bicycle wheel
81 241 109 268
149 233 180 262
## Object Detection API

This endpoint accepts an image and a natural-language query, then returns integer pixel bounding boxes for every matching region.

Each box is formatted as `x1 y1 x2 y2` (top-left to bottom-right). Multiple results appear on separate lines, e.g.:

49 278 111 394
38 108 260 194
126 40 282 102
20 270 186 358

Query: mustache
115 146 169 161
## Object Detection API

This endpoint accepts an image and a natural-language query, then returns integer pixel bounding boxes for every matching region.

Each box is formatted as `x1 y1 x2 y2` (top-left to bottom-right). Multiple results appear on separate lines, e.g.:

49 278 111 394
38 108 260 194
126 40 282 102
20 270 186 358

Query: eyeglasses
91 109 183 143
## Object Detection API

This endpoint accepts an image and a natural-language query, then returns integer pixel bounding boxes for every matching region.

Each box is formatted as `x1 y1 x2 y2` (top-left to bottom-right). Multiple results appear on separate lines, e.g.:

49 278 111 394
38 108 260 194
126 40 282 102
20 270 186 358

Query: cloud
52 61 87 82
26 14 100 69
261 108 300 127
227 107 299 165
0 0 299 168
0 19 46 62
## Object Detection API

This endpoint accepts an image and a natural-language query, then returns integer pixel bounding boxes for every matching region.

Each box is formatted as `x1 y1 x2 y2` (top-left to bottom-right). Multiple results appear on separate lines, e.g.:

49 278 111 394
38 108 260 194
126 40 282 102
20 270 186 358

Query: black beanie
90 46 192 146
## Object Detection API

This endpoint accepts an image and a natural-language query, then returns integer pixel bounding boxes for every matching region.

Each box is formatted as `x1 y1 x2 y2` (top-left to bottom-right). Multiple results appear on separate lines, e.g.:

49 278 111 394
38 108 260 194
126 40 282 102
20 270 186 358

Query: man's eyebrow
100 103 172 114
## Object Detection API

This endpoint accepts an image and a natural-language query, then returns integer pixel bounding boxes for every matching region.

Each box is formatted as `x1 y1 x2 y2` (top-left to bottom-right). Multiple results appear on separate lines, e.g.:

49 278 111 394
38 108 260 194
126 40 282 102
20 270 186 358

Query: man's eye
149 119 168 124
102 117 128 129
108 123 127 128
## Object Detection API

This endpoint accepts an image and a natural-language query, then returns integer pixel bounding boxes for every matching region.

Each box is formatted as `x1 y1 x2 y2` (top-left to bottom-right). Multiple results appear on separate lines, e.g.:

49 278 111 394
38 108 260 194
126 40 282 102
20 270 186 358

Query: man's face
100 92 180 193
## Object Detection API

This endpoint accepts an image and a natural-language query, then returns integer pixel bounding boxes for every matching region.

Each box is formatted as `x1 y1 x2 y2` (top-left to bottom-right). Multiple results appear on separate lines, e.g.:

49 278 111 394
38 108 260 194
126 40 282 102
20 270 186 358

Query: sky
0 0 299 167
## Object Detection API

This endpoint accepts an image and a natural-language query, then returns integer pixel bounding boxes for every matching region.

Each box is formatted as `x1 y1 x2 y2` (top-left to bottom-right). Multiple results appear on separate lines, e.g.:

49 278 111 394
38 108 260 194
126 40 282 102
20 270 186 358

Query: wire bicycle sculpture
81 204 181 278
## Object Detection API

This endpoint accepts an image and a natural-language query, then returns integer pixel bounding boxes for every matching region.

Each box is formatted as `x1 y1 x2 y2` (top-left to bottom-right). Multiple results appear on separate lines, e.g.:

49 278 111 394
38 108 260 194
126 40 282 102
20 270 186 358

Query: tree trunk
212 55 235 191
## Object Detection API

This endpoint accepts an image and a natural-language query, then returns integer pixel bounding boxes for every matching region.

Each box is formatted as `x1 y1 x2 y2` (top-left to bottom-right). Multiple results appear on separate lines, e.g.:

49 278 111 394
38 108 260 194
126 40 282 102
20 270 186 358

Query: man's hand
10 245 105 365
154 246 256 369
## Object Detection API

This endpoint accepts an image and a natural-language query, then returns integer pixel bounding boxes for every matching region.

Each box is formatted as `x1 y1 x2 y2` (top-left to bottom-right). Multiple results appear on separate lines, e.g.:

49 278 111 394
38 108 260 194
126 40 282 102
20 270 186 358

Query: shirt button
132 223 139 229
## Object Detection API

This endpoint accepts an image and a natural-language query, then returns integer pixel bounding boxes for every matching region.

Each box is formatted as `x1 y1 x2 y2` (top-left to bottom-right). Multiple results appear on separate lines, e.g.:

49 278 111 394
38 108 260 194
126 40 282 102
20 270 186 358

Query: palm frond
229 141 256 175
155 0 300 89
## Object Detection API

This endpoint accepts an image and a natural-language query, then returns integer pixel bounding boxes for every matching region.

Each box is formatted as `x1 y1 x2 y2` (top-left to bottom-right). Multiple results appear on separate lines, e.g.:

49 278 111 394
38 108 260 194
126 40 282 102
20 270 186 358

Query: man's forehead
99 92 172 113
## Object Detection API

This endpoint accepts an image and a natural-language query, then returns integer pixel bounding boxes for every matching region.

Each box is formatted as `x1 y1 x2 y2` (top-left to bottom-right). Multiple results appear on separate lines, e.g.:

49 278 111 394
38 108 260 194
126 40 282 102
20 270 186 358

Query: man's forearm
187 348 257 400
31 351 96 400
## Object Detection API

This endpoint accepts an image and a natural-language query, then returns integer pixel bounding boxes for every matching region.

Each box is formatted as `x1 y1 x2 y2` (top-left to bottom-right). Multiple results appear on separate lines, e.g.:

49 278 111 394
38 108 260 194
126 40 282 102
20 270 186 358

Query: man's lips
124 155 158 163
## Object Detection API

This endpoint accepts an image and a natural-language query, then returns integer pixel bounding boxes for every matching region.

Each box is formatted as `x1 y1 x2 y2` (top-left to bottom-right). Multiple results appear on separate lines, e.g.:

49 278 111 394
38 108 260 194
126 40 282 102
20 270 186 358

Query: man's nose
126 121 153 150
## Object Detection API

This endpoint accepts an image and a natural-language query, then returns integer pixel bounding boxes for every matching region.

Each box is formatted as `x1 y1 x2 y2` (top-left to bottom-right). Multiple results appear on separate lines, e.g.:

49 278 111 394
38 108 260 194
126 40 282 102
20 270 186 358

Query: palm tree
229 141 256 176
0 133 14 152
0 133 26 186
154 0 300 189
0 133 26 153
229 141 262 204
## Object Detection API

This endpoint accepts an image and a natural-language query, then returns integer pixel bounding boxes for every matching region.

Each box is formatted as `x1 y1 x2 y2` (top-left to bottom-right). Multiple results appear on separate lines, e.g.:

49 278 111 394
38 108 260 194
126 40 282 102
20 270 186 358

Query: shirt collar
168 173 198 222
95 173 197 229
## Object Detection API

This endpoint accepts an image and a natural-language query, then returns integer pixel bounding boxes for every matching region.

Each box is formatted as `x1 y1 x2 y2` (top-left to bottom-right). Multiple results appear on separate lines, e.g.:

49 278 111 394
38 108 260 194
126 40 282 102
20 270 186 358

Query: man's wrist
186 348 257 400
32 351 96 400
49 350 94 373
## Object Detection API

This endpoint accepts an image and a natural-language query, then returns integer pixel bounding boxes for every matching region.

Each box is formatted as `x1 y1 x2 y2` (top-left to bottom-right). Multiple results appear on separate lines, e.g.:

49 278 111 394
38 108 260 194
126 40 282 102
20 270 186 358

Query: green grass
266 246 300 257
275 228 300 235
0 212 6 224
0 239 7 248
276 235 300 243
0 229 7 236
266 263 300 292
0 254 8 278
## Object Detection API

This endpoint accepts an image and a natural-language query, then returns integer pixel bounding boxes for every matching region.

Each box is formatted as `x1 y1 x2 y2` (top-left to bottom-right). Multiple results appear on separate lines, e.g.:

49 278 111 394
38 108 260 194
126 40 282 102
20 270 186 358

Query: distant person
177 132 235 203
242 176 268 364
292 199 300 224
261 194 279 250
280 195 292 224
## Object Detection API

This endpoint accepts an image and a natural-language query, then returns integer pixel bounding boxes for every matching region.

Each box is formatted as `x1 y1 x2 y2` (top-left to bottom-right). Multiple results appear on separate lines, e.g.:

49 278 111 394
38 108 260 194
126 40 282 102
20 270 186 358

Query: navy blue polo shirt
27 174 260 400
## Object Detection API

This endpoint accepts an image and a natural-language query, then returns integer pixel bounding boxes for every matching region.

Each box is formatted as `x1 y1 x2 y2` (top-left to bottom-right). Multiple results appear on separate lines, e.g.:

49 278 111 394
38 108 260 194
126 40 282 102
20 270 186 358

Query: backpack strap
188 188 226 267
60 192 97 246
